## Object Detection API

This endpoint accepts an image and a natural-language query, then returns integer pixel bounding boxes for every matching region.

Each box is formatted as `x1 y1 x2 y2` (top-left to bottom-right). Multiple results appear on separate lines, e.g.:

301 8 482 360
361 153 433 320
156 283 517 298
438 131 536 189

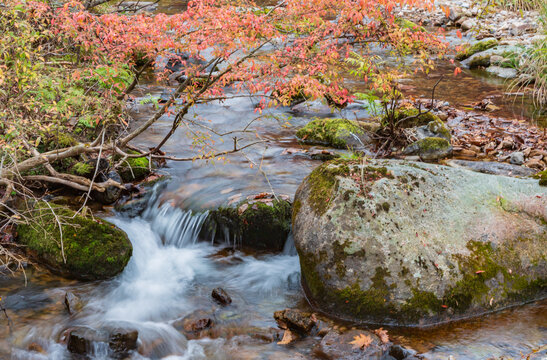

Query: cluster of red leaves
26 0 448 107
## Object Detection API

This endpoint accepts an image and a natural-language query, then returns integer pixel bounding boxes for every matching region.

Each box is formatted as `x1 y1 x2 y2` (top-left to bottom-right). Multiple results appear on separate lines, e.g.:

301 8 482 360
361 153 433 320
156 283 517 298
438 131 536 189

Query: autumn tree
0 0 447 232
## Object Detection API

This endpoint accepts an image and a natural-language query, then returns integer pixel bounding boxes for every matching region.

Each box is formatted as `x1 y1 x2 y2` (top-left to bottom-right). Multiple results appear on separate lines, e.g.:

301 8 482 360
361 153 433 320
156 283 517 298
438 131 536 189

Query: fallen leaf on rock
237 203 248 215
278 329 296 345
349 333 373 350
374 328 389 344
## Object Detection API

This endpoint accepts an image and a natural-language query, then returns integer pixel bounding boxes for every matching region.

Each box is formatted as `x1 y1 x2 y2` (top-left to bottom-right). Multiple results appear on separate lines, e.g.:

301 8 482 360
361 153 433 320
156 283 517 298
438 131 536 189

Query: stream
1 2 547 359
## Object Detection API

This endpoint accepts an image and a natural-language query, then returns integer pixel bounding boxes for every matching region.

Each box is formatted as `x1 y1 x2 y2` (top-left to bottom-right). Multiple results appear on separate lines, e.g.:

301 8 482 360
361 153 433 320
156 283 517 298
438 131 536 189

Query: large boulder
18 202 132 280
293 160 546 326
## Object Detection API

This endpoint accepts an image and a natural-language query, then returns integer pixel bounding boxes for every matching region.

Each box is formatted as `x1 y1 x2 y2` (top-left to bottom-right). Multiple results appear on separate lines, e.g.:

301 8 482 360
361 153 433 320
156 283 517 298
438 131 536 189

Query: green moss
71 162 94 177
209 199 292 251
306 161 351 215
118 151 151 182
401 289 443 322
535 170 547 186
468 54 491 68
336 267 396 317
395 18 426 32
292 199 302 226
17 202 132 280
427 118 451 140
296 118 363 149
443 239 546 312
456 39 499 61
388 107 441 128
415 137 451 152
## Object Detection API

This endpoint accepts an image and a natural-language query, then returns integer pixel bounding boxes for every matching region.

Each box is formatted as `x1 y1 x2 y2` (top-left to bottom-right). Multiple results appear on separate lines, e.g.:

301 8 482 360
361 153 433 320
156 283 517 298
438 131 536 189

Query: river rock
17 202 132 280
64 291 83 315
296 118 371 149
202 194 291 251
403 137 453 161
315 330 387 360
67 327 108 356
108 328 139 358
93 170 123 205
212 287 232 305
486 66 518 79
510 151 525 165
293 160 547 326
274 309 316 334
445 159 536 177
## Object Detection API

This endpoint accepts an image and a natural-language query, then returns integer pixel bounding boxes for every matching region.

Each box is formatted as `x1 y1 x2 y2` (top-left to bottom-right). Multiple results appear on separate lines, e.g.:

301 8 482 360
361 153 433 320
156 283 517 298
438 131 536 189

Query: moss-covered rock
468 54 491 68
118 151 151 182
293 160 546 326
296 118 368 149
456 39 499 61
203 194 292 251
387 107 442 129
17 202 132 280
403 137 452 161
535 170 547 186
395 18 426 32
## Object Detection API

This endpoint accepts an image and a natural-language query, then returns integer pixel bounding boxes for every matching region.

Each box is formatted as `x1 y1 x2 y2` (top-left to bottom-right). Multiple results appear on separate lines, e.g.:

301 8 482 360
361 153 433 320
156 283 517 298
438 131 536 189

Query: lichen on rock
293 159 547 326
17 201 132 280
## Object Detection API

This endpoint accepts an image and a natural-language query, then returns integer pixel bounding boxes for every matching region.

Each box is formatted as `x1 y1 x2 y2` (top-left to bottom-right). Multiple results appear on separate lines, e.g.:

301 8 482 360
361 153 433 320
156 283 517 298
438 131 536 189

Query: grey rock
403 137 452 161
317 330 387 360
64 291 83 315
212 287 232 306
293 160 547 326
486 66 518 79
445 159 536 177
510 151 525 165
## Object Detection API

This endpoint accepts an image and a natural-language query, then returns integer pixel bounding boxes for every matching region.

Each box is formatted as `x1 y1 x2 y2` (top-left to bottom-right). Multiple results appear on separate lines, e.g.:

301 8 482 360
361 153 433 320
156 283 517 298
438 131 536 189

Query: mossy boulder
17 202 132 280
456 39 499 61
296 118 369 149
293 160 546 326
467 54 491 68
118 151 152 182
534 170 547 186
403 137 453 161
387 107 442 129
202 194 292 251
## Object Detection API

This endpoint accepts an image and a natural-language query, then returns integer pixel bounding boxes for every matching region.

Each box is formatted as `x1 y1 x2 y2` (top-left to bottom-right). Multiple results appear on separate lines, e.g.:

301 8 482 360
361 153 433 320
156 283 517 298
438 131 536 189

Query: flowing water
1 3 547 359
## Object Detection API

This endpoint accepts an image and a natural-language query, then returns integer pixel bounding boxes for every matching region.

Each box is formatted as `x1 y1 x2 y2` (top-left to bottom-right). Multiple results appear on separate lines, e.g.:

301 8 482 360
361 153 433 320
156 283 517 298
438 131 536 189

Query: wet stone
316 330 387 360
273 309 316 334
212 287 232 306
108 329 138 358
67 327 108 356
64 291 83 315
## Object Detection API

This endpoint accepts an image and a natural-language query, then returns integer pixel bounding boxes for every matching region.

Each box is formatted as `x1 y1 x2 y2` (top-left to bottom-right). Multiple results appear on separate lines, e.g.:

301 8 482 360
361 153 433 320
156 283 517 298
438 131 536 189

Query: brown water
1 3 546 360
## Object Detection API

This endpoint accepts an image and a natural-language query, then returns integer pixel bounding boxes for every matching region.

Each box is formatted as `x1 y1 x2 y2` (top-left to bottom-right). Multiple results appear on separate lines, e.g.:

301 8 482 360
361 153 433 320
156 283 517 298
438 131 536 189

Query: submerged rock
66 326 138 358
202 194 291 251
403 137 453 162
108 328 139 358
316 330 387 360
296 118 371 149
17 202 132 280
293 160 546 326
